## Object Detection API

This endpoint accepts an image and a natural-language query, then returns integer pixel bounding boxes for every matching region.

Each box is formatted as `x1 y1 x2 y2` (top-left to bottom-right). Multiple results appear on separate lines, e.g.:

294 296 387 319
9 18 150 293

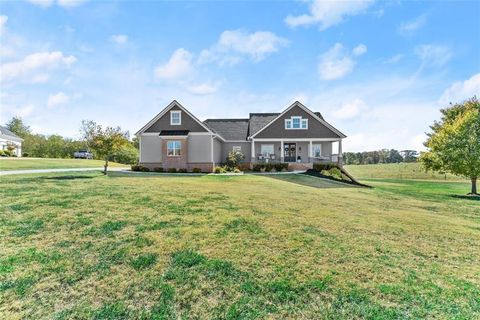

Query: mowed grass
0 157 126 171
0 172 479 319
345 162 466 181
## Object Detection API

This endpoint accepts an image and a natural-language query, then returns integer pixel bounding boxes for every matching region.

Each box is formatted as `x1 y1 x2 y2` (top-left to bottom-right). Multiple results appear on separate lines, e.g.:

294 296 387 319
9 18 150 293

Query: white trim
285 116 308 130
135 100 215 136
312 143 322 158
253 138 341 142
159 136 188 139
210 134 214 166
249 101 347 139
139 135 142 162
139 132 160 136
223 140 249 142
170 110 181 125
251 139 255 159
166 140 182 156
189 132 213 136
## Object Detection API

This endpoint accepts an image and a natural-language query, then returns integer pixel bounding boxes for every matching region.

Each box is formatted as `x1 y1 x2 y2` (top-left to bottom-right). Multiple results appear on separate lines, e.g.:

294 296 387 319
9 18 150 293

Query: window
167 141 181 156
261 144 274 157
312 144 322 158
232 146 242 152
285 116 308 129
170 111 181 125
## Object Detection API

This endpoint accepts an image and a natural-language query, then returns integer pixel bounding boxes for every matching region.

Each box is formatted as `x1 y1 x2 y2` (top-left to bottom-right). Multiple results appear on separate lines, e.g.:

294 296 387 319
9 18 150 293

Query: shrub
153 167 164 173
192 168 202 173
110 144 138 165
274 163 288 172
167 168 177 173
131 165 140 171
178 168 188 173
0 150 5 157
233 168 241 173
3 150 12 157
313 163 335 172
225 150 245 170
264 163 273 172
214 166 226 174
252 164 263 172
329 168 342 180
22 152 29 157
140 166 150 172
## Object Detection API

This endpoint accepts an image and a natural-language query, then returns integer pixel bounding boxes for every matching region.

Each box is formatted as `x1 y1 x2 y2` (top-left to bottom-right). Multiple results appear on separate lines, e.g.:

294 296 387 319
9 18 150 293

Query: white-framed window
285 116 308 129
232 146 242 152
167 140 181 156
261 144 274 157
312 144 322 158
170 111 181 125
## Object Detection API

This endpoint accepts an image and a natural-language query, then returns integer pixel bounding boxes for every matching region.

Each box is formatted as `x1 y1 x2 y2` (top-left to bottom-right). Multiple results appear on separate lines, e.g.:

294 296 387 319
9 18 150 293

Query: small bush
3 150 12 157
252 164 263 172
178 168 188 173
233 168 241 173
140 166 150 172
214 166 226 174
131 165 140 171
192 168 202 173
0 150 5 157
167 168 177 173
264 163 273 172
274 163 288 172
153 167 164 173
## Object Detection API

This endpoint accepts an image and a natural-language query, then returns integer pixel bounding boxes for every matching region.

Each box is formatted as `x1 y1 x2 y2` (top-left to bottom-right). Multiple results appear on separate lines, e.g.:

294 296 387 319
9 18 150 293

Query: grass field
0 158 126 171
345 162 466 181
1 171 479 319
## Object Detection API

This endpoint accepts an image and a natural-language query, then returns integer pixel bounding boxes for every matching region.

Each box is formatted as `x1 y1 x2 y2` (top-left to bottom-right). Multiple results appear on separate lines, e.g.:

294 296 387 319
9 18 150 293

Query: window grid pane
292 118 300 128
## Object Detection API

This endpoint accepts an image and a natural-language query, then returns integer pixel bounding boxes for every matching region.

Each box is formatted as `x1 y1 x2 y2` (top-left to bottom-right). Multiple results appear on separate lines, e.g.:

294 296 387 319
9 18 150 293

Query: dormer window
170 111 181 125
285 116 308 129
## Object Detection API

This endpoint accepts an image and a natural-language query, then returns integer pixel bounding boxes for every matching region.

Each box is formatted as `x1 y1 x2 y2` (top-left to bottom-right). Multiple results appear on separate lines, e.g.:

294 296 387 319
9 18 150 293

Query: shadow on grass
106 171 206 179
262 174 354 189
449 194 480 201
44 175 96 180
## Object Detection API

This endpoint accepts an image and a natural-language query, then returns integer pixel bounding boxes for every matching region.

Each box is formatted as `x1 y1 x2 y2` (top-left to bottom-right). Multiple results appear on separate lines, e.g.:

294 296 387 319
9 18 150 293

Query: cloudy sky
1 0 479 151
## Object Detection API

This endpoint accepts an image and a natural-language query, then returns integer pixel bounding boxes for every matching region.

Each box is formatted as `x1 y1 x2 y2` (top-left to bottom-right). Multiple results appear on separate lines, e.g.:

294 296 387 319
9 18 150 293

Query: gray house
0 125 23 157
136 100 346 171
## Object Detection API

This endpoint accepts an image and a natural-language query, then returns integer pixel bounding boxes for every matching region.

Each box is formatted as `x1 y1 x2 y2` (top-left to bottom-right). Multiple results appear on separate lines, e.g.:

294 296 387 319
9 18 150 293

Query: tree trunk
471 177 478 195
103 158 109 175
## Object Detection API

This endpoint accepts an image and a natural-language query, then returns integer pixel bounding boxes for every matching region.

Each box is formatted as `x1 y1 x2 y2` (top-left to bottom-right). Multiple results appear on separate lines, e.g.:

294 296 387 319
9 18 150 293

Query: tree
420 97 480 195
400 150 418 163
80 120 129 174
5 117 31 138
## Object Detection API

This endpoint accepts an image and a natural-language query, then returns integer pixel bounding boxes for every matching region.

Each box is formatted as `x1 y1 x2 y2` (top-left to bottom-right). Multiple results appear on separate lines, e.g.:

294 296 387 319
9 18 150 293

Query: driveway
0 167 129 176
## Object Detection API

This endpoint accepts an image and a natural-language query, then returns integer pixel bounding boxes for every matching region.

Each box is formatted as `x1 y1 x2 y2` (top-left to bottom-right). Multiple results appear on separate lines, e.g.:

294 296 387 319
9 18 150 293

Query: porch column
251 139 255 162
308 140 312 161
280 140 284 162
338 139 343 166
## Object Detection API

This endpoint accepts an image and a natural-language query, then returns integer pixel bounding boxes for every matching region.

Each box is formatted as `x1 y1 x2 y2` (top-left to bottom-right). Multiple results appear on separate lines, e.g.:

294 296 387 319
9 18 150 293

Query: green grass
0 157 126 171
345 162 466 180
0 171 479 319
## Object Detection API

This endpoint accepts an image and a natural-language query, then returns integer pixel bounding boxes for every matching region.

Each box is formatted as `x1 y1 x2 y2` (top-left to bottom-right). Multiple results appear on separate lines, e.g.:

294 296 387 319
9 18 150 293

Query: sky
0 0 479 152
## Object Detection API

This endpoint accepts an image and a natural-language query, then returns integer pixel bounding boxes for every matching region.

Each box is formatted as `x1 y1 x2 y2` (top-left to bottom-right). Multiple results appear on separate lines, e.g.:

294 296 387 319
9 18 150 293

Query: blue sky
1 0 479 151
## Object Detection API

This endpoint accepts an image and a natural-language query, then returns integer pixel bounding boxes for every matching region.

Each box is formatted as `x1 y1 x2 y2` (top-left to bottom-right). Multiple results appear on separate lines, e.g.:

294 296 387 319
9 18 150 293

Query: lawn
345 162 466 181
0 158 126 171
1 172 479 319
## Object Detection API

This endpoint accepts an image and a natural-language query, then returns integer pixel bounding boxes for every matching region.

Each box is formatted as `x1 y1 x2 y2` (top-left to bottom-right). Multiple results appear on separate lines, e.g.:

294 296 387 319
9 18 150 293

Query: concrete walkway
0 167 129 176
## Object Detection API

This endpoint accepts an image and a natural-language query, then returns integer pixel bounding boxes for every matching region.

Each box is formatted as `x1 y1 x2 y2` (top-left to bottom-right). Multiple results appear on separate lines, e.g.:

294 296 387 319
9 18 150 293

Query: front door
284 143 296 162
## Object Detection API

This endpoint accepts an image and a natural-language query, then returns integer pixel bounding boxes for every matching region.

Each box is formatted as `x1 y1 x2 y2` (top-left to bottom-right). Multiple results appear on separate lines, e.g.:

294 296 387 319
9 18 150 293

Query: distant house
0 125 23 157
136 100 346 171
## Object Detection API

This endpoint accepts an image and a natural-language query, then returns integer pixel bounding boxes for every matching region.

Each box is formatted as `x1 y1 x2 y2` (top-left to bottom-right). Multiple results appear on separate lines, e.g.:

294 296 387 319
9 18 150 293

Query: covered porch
250 138 343 166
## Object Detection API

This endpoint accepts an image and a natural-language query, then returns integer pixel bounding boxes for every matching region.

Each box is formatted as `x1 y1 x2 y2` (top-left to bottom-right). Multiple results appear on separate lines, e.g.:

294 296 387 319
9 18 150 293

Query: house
0 125 23 157
136 100 346 171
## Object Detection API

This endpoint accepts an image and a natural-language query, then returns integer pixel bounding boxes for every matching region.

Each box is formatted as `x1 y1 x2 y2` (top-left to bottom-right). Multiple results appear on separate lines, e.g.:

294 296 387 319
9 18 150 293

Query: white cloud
27 0 54 7
27 0 87 7
0 15 8 33
414 44 452 67
154 48 193 81
0 51 76 84
438 73 480 105
111 34 128 44
47 92 70 108
383 54 403 64
186 83 218 95
398 14 427 35
57 0 88 7
318 43 366 80
332 98 367 120
353 44 367 56
198 29 288 65
285 0 375 30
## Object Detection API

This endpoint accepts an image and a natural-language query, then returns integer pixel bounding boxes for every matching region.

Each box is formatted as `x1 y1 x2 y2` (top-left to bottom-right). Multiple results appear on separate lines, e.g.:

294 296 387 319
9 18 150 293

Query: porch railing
252 154 342 165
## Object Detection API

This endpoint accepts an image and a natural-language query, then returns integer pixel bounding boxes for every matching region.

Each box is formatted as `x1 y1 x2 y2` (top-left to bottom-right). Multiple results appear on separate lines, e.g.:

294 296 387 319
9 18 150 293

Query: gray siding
221 142 251 163
213 138 222 164
254 105 340 139
145 105 207 133
187 135 212 163
140 135 162 163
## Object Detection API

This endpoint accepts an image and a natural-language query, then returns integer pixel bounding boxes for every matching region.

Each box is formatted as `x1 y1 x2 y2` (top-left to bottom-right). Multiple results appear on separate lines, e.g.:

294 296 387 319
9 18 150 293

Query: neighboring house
0 125 23 157
136 100 346 171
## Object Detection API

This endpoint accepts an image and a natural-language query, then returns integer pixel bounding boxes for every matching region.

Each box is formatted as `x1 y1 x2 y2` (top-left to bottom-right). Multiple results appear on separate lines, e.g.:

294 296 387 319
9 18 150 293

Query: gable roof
136 100 214 136
203 119 249 141
248 101 346 139
0 125 24 142
247 113 279 137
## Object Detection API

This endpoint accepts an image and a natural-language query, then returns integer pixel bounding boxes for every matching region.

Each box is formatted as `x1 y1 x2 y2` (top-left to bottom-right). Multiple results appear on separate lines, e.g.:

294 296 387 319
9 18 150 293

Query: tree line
4 117 139 165
342 149 418 165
